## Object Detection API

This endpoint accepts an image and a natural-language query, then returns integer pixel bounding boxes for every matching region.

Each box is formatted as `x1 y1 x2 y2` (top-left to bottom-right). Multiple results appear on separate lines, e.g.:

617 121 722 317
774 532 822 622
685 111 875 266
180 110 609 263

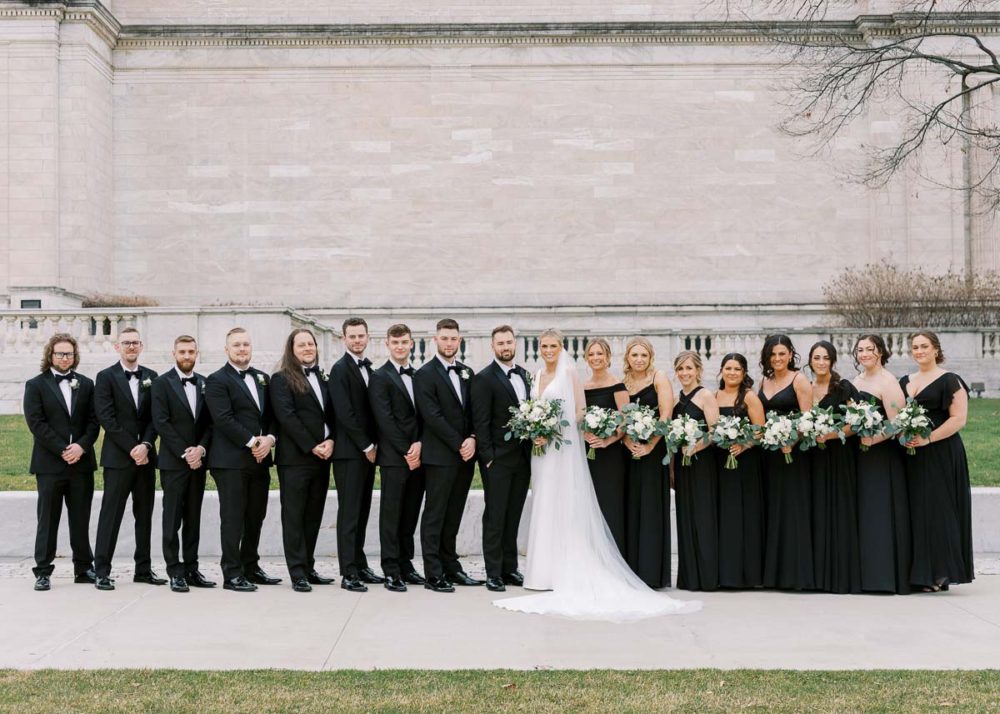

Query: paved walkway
2 556 999 670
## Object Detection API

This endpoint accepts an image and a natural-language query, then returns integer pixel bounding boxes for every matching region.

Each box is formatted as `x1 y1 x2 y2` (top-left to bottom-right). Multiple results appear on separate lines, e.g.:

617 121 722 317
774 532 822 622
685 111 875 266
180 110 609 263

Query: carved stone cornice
0 1 120 46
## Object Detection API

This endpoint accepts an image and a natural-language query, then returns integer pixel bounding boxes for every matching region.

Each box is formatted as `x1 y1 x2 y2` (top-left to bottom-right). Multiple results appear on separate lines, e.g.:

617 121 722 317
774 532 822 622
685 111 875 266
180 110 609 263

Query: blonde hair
673 350 704 380
623 336 656 391
586 338 613 369
539 327 563 343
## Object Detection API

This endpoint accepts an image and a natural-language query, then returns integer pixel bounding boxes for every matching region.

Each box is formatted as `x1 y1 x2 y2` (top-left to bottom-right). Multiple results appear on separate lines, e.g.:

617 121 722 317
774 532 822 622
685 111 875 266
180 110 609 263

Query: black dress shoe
357 567 385 584
485 576 506 592
384 575 407 592
186 570 217 588
223 577 257 592
169 576 189 593
95 576 115 591
292 577 312 593
424 576 455 593
74 568 97 584
34 576 51 591
247 567 281 585
502 571 525 586
445 570 485 587
134 571 167 585
340 576 368 593
403 571 426 586
306 570 334 585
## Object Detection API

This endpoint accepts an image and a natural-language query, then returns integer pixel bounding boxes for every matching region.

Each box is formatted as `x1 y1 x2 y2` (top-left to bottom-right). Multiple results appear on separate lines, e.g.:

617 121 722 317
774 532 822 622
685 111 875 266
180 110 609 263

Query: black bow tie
447 365 462 374
303 366 320 377
180 376 197 387
124 370 140 381
399 366 415 377
357 358 372 369
237 369 249 379
54 372 74 383
507 370 520 380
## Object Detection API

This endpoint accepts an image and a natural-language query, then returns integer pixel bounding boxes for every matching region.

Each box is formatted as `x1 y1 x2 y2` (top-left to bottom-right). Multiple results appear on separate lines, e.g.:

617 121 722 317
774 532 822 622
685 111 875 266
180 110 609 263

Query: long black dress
855 391 911 594
673 387 719 591
584 383 628 556
899 373 974 588
759 380 815 590
811 381 862 594
716 404 764 589
625 384 671 589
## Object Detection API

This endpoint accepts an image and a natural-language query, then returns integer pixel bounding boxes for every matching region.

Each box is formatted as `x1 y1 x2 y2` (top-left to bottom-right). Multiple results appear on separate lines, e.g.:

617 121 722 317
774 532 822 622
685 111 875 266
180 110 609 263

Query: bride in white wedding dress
493 330 701 622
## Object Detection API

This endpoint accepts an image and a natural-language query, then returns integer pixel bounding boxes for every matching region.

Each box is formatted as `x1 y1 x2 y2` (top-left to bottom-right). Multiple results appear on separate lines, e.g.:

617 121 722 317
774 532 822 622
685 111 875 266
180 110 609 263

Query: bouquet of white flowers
796 405 845 451
760 412 799 464
842 399 887 452
663 414 707 467
621 402 664 460
504 398 571 457
890 398 933 456
711 414 758 470
580 405 624 460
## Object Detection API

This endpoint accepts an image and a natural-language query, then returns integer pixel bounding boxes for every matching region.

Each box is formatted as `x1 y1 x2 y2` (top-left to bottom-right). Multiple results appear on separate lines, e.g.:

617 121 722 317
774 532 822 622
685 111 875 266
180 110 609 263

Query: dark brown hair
911 330 946 364
342 317 368 334
759 334 799 379
276 328 319 394
809 340 848 400
718 352 753 416
387 323 412 339
491 324 515 340
436 318 460 332
852 334 890 370
41 333 80 372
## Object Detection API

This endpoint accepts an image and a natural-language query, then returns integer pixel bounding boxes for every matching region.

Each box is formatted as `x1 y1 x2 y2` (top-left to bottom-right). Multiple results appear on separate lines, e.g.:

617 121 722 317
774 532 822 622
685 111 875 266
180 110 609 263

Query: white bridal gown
492 352 701 622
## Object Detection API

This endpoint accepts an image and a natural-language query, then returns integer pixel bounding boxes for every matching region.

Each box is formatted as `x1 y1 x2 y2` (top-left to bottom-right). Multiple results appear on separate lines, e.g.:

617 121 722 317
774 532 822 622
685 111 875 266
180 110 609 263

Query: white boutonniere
200 381 206 394
69 378 80 390
461 369 471 381
320 369 329 382
256 373 268 387
141 377 152 389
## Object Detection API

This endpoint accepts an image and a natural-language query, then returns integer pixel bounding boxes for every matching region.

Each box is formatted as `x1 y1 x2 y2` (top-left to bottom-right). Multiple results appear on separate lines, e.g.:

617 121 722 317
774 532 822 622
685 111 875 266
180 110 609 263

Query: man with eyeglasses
93 327 164 590
24 333 100 591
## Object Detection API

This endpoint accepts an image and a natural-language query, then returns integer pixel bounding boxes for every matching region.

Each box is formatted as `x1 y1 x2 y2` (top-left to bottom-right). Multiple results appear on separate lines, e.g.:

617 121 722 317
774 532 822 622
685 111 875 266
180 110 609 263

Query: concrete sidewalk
2 556 999 670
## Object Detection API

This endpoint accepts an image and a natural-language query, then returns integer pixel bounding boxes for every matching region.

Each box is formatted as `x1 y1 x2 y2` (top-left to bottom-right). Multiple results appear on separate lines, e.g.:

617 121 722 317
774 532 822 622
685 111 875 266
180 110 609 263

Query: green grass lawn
0 669 998 713
1 399 997 490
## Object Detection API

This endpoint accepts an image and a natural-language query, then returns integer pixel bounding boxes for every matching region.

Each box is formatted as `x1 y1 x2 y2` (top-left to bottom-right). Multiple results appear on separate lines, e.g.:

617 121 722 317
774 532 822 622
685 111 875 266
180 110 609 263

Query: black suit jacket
472 361 532 465
23 371 100 474
150 369 212 471
328 353 377 461
95 362 159 469
414 358 475 467
269 370 336 466
369 361 421 468
204 363 274 470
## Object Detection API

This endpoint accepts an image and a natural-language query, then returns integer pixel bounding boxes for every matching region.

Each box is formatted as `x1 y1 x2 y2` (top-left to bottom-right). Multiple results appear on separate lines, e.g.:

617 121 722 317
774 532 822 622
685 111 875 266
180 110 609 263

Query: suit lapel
195 376 205 420
227 364 258 408
344 354 367 390
252 370 266 413
70 378 79 416
387 364 414 406
112 366 138 416
433 358 463 406
44 373 70 416
167 370 194 418
491 362 519 405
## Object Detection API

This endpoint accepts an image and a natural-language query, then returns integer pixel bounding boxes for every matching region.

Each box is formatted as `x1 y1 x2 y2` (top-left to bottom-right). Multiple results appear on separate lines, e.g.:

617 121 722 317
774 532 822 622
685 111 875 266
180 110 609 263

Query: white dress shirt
496 359 527 402
121 361 140 408
176 366 198 415
437 354 463 405
304 365 330 438
354 355 370 387
51 368 73 414
391 359 416 405
230 362 261 410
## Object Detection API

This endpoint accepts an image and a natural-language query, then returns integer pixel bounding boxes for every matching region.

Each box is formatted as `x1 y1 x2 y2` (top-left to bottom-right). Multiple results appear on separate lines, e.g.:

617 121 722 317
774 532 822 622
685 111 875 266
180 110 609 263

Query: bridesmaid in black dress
851 334 911 594
672 350 720 592
582 338 629 556
758 334 814 590
714 353 765 589
899 330 974 592
807 341 861 594
622 336 674 589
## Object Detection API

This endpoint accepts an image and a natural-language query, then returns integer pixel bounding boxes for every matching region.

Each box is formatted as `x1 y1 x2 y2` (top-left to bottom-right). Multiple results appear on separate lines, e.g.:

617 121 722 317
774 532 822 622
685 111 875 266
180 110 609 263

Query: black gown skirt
856 391 911 594
625 384 671 589
759 381 814 590
899 373 975 588
716 406 764 589
673 387 719 592
585 383 628 557
810 384 862 594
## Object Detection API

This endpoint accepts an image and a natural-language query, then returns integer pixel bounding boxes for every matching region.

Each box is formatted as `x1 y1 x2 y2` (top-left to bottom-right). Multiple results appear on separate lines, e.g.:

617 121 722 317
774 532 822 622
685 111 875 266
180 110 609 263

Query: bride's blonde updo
623 336 656 391
538 327 563 343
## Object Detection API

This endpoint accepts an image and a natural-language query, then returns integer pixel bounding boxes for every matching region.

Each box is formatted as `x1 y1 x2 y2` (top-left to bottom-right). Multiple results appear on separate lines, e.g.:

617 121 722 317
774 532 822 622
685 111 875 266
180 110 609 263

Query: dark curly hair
759 334 799 379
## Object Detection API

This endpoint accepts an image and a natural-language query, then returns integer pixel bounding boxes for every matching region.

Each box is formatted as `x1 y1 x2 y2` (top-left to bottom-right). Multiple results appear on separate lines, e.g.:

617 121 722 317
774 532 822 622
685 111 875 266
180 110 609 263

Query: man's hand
130 443 150 466
365 447 377 464
62 443 85 464
183 446 205 470
311 439 334 460
459 437 476 462
251 437 272 462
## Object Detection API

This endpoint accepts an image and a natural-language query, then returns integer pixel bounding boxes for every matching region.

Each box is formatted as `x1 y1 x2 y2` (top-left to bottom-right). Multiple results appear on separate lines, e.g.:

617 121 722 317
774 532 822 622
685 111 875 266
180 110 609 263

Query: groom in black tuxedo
471 325 531 592
413 318 483 592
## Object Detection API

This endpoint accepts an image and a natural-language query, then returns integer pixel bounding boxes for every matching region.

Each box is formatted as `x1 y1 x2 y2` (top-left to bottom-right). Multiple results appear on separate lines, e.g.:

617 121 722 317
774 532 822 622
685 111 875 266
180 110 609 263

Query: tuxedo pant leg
182 469 207 575
304 465 330 573
212 469 246 580
65 468 95 576
333 459 367 578
441 461 474 576
33 473 67 578
240 464 270 574
503 458 531 574
399 466 425 575
356 462 376 570
421 465 457 580
378 465 407 577
95 467 137 578
278 464 315 580
481 461 514 579
160 469 188 578
131 463 157 575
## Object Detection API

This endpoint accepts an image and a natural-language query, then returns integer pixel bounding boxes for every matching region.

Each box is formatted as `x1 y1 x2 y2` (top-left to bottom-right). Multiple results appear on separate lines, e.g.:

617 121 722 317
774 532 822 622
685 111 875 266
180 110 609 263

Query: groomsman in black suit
414 318 483 592
269 328 337 593
328 317 385 586
471 325 531 592
204 327 280 592
24 333 100 591
369 324 426 592
150 335 215 593
93 326 164 590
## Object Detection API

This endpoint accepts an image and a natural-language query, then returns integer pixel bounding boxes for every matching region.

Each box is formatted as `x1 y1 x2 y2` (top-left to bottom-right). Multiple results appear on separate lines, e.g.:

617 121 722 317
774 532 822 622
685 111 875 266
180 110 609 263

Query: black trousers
481 453 530 578
211 465 270 580
332 458 375 577
379 464 425 577
94 463 156 578
160 468 208 578
33 469 95 577
421 461 474 580
278 462 331 580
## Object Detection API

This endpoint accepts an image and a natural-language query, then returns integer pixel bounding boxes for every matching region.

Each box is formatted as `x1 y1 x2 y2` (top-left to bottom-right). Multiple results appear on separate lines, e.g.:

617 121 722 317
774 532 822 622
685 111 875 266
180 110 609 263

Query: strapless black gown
716 405 764 588
584 383 628 557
